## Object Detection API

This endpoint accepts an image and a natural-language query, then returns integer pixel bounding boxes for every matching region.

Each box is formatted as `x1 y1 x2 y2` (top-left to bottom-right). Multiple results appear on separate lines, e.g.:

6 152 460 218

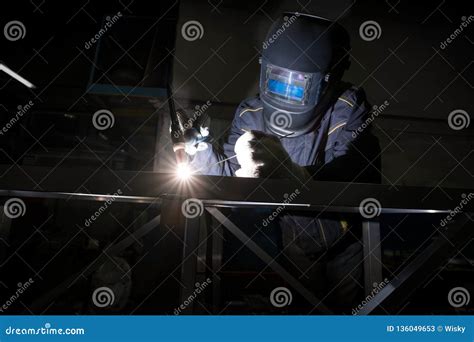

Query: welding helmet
260 13 351 136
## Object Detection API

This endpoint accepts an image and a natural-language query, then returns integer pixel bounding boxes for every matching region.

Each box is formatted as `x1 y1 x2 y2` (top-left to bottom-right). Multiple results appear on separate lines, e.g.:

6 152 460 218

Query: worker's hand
182 127 209 156
234 130 310 180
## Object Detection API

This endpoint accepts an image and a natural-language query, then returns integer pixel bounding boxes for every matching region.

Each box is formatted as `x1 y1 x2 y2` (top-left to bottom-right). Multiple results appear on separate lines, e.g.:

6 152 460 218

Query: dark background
0 0 472 315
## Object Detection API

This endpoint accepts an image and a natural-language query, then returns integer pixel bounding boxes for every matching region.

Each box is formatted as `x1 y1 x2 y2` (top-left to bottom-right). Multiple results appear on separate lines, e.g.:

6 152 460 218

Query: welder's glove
234 130 310 180
182 127 209 156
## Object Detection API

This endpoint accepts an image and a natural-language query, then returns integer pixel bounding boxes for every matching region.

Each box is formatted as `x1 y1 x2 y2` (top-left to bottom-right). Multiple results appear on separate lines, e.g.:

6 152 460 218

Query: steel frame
0 165 472 314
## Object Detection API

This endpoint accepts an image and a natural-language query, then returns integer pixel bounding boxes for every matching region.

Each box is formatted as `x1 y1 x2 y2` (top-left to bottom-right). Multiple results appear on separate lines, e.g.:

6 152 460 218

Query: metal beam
362 220 383 296
179 212 202 313
0 165 472 214
1 165 473 314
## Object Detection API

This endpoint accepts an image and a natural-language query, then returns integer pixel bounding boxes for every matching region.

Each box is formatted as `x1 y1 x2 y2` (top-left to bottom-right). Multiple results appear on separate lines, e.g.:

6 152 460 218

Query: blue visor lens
267 79 304 101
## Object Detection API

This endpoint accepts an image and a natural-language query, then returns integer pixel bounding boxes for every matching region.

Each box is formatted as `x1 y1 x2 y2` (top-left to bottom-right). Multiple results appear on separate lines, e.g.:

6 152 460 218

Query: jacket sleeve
307 87 381 183
189 100 255 176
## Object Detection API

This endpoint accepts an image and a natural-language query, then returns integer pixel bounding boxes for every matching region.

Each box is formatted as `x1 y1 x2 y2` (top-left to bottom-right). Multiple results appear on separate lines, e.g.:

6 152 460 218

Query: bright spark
176 162 193 181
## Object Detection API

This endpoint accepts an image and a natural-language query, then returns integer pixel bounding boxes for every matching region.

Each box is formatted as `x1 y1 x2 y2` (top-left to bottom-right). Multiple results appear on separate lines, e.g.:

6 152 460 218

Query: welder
176 13 380 311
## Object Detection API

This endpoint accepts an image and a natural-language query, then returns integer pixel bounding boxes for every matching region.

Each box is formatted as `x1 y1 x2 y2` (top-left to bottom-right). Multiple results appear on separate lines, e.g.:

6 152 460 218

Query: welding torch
167 83 209 179
167 83 187 166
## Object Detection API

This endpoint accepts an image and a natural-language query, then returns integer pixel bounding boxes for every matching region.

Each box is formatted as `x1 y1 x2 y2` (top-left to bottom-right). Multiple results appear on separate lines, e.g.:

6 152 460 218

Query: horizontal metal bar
0 190 159 204
0 165 472 213
201 200 451 214
0 190 453 215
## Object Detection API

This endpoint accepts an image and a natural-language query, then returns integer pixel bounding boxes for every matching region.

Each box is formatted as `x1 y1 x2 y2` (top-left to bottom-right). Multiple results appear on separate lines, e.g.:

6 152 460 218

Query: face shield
262 63 324 110
265 65 307 104
260 60 327 136
259 13 351 137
